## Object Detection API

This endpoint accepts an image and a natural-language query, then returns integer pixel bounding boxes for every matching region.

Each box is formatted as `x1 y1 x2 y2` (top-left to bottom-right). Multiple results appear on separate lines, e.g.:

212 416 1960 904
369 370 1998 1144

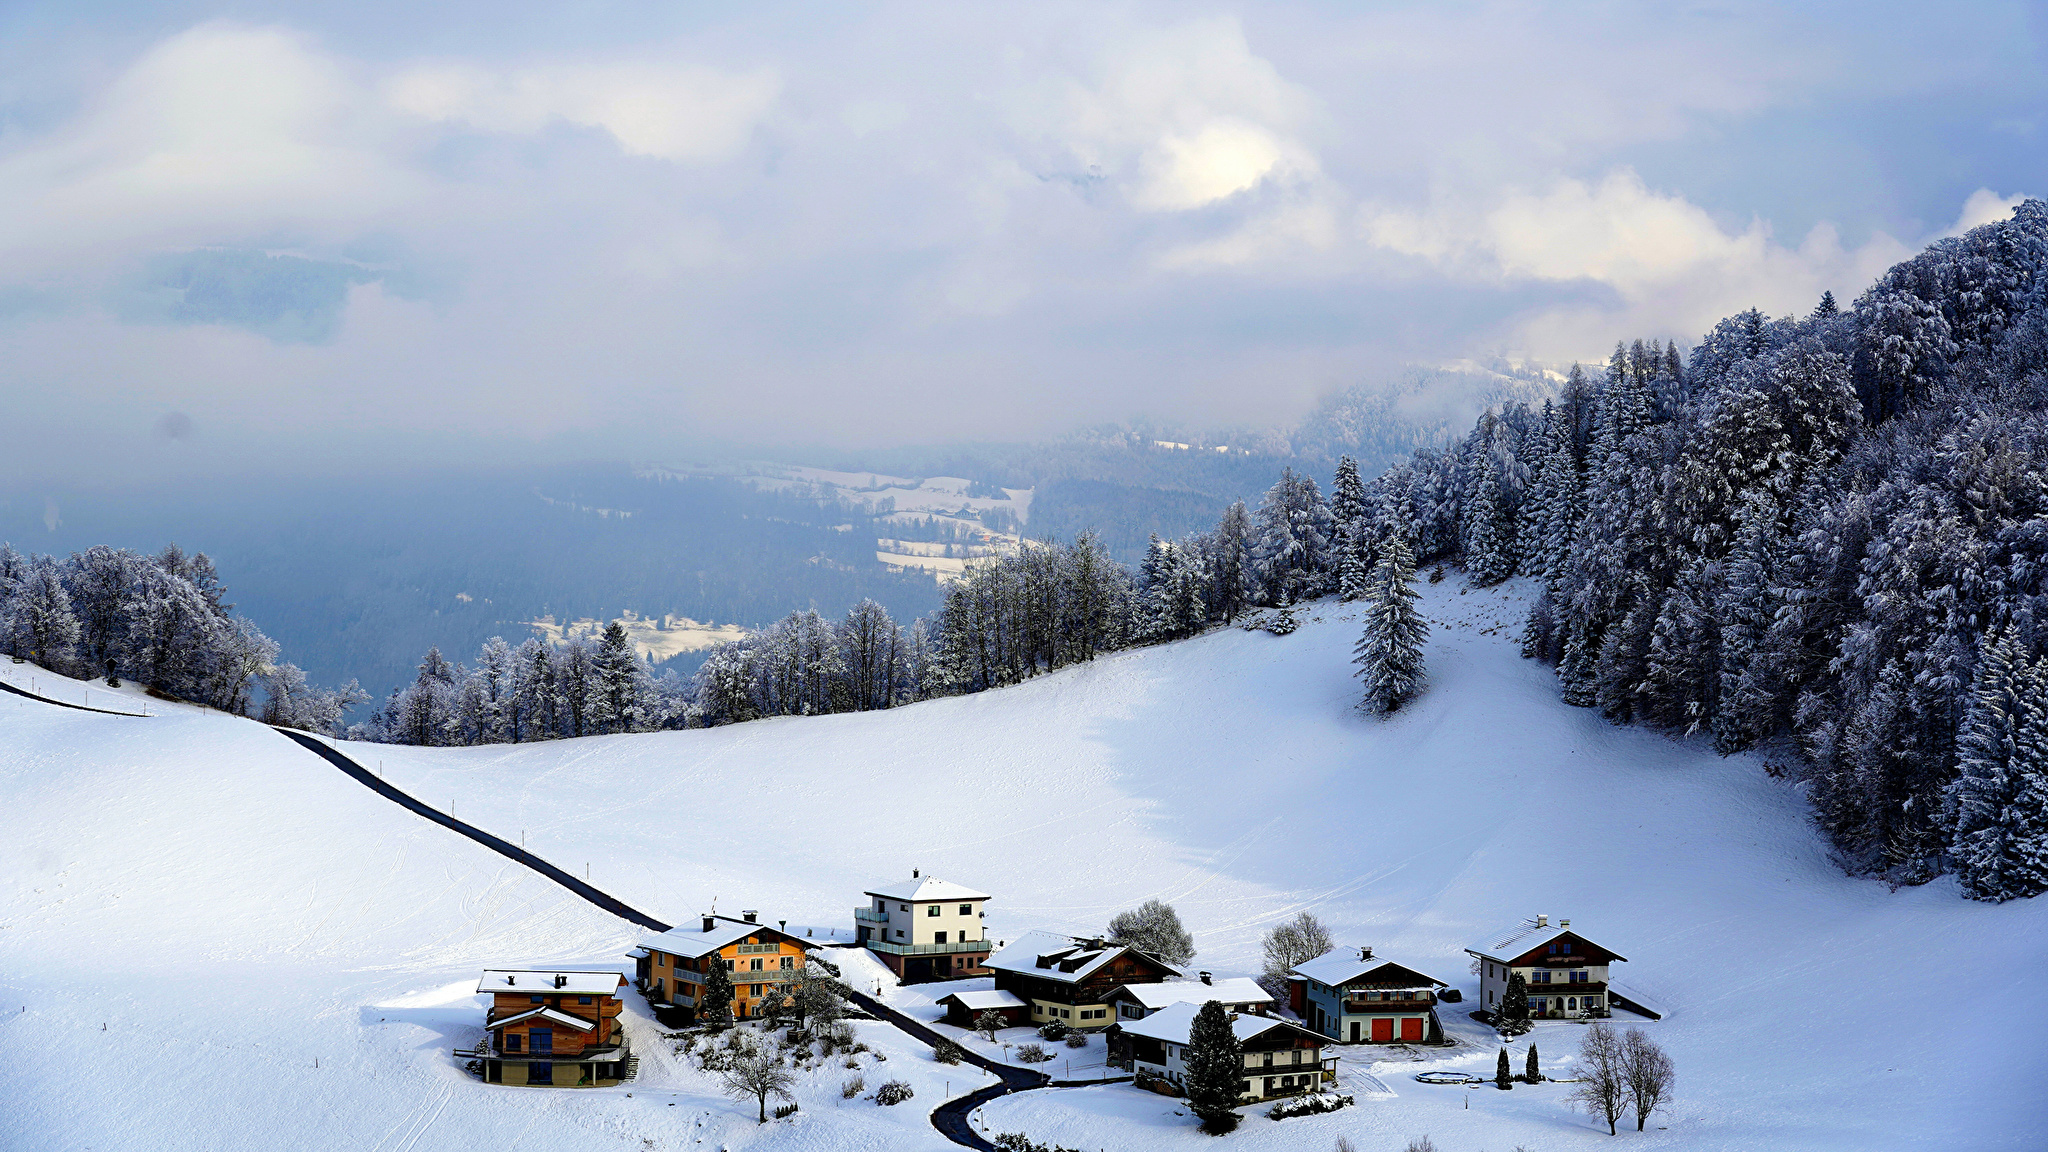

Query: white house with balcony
1465 914 1653 1021
855 871 991 983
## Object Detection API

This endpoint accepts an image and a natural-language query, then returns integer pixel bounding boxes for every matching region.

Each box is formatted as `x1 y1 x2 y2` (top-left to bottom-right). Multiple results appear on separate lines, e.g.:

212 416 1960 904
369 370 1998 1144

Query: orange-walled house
631 911 809 1023
466 969 632 1087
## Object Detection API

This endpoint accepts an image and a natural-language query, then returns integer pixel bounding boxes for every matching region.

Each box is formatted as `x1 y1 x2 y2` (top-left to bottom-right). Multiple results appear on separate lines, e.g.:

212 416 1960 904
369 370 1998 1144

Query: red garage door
1370 1018 1394 1042
1400 1017 1424 1042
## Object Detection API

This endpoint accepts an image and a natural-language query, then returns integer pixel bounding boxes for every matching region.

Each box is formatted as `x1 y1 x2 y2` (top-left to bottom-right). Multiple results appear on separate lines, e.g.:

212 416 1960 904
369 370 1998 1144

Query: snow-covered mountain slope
3 578 2043 1150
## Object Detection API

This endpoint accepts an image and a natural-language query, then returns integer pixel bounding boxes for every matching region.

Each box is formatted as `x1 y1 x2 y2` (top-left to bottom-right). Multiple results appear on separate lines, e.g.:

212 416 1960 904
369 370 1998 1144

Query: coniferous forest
4 202 2043 902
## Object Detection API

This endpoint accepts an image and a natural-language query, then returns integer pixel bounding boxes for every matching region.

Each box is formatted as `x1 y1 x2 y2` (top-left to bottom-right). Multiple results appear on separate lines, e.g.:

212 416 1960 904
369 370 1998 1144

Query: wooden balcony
1525 981 1606 997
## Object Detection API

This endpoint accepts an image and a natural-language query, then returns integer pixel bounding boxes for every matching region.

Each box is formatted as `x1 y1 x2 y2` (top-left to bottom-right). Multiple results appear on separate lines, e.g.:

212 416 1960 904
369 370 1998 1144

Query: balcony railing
854 907 889 924
1525 981 1606 996
1341 999 1433 1013
863 938 994 956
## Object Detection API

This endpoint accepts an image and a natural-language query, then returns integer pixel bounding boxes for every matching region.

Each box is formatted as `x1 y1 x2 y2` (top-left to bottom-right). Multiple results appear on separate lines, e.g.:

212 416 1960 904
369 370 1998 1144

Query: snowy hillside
3 578 2044 1150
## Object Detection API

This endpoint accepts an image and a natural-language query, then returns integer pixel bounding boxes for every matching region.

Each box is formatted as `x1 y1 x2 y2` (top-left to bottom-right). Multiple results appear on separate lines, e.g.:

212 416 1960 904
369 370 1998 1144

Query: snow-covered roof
476 970 625 996
863 875 990 903
1118 1001 1320 1048
641 918 802 959
1292 951 1445 989
936 989 1027 1010
490 1005 598 1032
985 929 1182 984
1114 977 1272 1009
1464 917 1625 963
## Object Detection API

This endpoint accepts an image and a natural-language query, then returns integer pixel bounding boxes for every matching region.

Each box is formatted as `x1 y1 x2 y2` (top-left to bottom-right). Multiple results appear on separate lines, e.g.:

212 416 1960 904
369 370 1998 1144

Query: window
1487 991 1494 1005
894 929 905 939
900 903 909 912
529 1062 553 1085
505 1033 522 1052
779 956 794 969
750 959 763 971
579 996 593 1005
1548 943 1560 955
531 1029 553 1053
927 904 942 917
530 995 543 1004
1566 997 1578 1011
752 985 763 997
1487 964 1493 978
1533 970 1551 984
1571 970 1588 984
959 904 972 915
724 959 734 971
935 931 948 944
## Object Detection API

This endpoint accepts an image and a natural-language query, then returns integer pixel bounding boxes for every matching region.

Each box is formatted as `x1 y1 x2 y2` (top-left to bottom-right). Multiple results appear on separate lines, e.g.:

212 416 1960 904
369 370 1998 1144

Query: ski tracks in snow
368 1082 453 1152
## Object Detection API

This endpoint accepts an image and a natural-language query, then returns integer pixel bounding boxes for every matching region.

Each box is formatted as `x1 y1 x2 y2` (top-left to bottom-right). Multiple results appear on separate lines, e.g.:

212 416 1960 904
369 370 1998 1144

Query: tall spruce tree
1946 631 2048 901
1182 1000 1244 1134
1354 531 1428 714
700 959 736 1026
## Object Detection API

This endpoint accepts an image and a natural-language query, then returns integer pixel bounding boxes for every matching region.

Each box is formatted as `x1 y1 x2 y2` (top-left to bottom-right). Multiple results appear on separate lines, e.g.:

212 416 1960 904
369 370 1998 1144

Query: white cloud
0 23 414 271
1951 187 2027 233
1048 17 1319 213
1364 169 1917 358
386 61 778 161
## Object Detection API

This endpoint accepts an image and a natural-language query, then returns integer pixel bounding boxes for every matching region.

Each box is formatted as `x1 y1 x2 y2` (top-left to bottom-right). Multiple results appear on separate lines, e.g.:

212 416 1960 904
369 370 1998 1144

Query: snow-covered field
4 579 2044 1150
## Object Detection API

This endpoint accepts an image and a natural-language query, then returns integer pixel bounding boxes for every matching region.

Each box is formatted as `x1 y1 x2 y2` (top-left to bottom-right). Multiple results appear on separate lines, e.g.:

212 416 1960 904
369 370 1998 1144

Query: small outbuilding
934 988 1029 1028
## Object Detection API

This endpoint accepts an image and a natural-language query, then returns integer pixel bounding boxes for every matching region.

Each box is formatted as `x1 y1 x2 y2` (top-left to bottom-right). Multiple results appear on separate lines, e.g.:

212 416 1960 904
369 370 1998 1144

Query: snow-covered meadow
2 578 2043 1150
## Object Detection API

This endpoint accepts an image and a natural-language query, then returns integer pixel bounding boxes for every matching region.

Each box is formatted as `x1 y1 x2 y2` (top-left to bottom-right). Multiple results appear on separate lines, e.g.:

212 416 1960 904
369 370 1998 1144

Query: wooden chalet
464 969 632 1087
1465 914 1644 1020
1290 947 1447 1044
985 930 1179 1030
934 988 1030 1029
632 911 809 1023
1107 1002 1334 1102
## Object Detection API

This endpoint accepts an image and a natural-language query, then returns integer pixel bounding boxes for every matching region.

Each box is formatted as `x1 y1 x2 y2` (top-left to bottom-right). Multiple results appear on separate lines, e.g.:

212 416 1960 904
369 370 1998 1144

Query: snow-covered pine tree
1945 631 2048 901
6 557 79 670
1463 450 1518 585
1253 468 1334 605
589 621 644 734
1330 455 1367 547
1354 530 1428 714
1204 503 1257 623
1182 1000 1244 1134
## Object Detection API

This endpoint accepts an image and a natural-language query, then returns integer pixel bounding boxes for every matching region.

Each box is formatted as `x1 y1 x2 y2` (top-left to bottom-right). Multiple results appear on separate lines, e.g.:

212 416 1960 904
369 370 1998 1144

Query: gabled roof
1110 977 1272 1010
476 970 625 996
640 918 805 960
863 876 990 903
1464 917 1626 963
935 989 1027 1011
1292 951 1446 989
1118 1001 1323 1048
490 1005 597 1032
986 930 1182 985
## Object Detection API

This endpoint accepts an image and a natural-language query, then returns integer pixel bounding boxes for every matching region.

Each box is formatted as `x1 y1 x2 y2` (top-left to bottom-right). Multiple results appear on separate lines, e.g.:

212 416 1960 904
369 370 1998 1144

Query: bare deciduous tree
1258 911 1334 995
1621 1028 1675 1131
1568 1022 1628 1135
1106 899 1194 967
719 1049 797 1123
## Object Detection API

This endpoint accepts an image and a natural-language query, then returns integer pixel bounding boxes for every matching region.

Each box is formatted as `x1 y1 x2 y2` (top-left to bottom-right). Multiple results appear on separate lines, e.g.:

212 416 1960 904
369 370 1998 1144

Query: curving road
266 725 1119 1151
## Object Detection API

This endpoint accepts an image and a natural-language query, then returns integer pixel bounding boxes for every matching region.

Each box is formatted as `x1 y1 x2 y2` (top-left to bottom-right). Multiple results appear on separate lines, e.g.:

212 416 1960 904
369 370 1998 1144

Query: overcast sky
1 1 2043 483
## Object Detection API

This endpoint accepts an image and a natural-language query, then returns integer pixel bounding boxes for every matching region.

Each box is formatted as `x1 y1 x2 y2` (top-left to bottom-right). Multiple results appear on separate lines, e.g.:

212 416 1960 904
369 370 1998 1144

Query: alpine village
455 869 1666 1136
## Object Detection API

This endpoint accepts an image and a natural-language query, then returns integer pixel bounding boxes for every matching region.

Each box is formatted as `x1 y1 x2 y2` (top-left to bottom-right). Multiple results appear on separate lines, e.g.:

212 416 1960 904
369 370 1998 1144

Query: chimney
743 910 758 924
1360 946 1373 960
913 869 920 879
1560 918 1570 929
554 975 567 989
1199 971 1213 985
1536 913 1548 928
506 976 516 986
702 915 716 933
779 920 787 932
